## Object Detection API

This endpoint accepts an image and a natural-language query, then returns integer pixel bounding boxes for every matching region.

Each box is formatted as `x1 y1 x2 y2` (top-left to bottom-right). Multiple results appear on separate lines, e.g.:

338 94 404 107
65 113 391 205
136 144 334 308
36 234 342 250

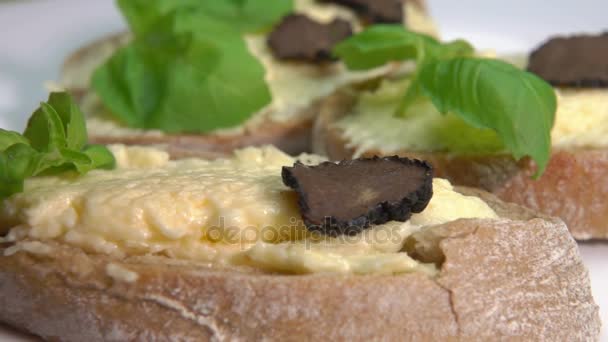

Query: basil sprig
334 25 557 176
0 93 115 199
92 0 293 134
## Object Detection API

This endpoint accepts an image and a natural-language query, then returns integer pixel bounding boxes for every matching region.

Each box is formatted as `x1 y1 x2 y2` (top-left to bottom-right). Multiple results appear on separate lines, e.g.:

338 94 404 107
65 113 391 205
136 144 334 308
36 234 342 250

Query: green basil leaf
0 129 30 151
118 0 293 35
334 25 433 70
433 39 475 60
47 92 88 150
96 0 292 134
417 58 556 176
396 74 425 115
58 148 93 173
23 102 66 152
0 92 116 199
83 145 117 171
4 143 40 179
0 143 41 198
34 149 66 173
337 27 555 177
91 44 160 128
0 162 24 198
116 0 170 35
189 0 293 33
333 25 474 70
92 21 271 133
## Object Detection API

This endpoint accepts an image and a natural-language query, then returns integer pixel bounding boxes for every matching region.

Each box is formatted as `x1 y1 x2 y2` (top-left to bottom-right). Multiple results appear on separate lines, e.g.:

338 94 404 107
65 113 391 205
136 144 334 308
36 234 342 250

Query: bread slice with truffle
60 0 438 159
313 81 608 240
0 188 600 341
0 145 600 341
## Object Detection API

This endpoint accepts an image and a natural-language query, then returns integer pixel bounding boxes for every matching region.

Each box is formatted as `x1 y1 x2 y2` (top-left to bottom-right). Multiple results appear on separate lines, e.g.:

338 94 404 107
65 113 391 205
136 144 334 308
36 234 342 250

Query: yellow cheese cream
0 145 497 275
336 61 608 157
81 0 438 138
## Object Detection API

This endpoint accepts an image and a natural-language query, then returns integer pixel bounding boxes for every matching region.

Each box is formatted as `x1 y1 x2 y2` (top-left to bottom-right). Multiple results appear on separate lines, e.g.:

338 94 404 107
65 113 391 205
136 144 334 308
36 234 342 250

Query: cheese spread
551 89 608 148
337 78 608 157
1 145 497 275
82 0 438 138
336 79 505 157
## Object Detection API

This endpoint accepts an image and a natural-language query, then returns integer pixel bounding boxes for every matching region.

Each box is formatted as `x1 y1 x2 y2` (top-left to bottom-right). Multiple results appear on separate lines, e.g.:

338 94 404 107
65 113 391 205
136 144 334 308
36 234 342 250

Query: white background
0 0 606 340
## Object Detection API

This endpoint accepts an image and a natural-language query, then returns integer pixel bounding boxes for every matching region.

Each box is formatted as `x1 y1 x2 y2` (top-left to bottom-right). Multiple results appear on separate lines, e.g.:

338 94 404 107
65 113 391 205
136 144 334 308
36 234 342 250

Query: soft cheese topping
337 78 608 157
83 0 437 138
1 145 497 275
551 89 608 148
336 79 504 157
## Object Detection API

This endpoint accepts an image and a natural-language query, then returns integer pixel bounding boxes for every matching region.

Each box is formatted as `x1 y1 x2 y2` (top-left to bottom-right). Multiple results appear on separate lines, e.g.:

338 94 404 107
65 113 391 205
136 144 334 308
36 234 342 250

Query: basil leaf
334 25 433 70
116 0 170 35
83 145 117 171
396 74 424 115
334 25 474 70
93 16 271 133
95 0 292 134
0 143 41 198
91 43 161 128
23 102 66 152
0 129 29 151
58 148 93 173
48 92 87 150
336 26 555 177
187 0 293 33
4 143 40 179
433 39 475 60
0 92 116 199
417 58 556 176
118 0 292 36
333 25 474 115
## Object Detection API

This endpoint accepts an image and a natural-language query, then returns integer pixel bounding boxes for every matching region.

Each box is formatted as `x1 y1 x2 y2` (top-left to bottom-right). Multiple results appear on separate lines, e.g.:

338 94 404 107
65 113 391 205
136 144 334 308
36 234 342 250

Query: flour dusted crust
314 89 608 240
0 188 600 341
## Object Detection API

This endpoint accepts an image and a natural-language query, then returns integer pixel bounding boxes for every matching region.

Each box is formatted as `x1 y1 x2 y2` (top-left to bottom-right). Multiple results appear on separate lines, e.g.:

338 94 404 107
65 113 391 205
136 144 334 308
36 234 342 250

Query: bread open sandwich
59 0 438 159
313 29 608 240
0 93 600 339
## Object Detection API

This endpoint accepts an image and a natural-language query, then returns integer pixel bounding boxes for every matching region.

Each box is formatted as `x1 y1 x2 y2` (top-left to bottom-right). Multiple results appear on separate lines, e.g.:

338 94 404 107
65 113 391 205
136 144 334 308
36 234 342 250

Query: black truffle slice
527 33 608 87
282 157 433 236
267 14 353 63
320 0 404 24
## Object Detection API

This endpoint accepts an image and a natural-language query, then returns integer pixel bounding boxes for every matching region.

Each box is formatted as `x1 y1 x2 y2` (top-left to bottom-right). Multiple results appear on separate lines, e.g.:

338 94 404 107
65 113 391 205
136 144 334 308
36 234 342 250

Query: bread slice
0 187 599 341
60 31 320 158
59 1 437 159
314 89 608 240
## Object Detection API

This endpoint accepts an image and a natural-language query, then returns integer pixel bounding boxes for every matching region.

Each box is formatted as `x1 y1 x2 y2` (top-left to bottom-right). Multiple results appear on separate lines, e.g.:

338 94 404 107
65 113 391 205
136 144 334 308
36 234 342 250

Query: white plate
0 0 606 340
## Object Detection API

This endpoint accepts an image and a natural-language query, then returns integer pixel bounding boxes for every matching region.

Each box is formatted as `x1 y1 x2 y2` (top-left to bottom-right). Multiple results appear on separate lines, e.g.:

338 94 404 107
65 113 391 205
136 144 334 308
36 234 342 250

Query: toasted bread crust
314 90 608 240
88 106 316 159
0 189 600 341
